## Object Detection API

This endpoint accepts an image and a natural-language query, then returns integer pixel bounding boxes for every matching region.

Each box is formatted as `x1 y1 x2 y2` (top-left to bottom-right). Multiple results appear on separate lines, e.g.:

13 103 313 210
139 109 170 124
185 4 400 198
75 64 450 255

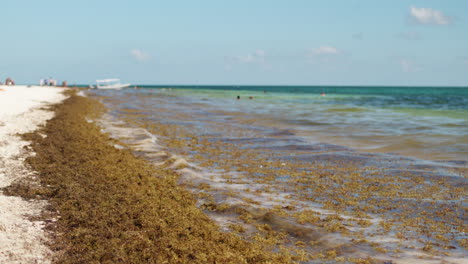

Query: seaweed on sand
23 92 295 263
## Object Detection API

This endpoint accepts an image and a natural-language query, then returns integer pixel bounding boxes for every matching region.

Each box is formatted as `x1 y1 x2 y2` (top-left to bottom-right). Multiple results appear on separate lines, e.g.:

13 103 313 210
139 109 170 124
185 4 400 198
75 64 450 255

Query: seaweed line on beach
16 91 298 263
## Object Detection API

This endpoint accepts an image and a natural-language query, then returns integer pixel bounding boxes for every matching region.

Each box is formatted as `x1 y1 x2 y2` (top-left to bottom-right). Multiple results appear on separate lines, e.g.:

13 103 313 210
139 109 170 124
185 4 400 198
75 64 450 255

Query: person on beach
5 77 15 85
47 77 56 86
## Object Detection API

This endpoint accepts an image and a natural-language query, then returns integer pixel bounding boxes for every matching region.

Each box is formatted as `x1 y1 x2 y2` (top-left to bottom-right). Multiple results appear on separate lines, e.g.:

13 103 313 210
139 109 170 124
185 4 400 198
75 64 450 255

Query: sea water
88 86 467 263
134 85 468 161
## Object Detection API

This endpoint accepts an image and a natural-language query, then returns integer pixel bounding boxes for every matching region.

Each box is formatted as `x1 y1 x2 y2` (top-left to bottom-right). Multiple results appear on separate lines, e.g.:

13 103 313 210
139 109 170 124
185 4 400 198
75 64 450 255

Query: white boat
93 79 131 89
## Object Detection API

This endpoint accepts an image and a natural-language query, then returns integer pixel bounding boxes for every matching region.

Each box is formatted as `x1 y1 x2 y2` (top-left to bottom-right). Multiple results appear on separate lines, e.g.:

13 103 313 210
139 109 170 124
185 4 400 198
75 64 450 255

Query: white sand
0 85 67 263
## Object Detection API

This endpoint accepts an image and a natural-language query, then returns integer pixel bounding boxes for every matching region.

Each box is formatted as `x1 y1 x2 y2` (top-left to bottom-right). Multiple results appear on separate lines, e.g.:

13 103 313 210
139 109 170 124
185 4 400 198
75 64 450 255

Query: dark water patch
257 143 353 152
267 129 296 136
431 160 468 166
326 107 368 113
442 123 466 128
283 119 331 127
331 94 468 110
219 137 303 145
161 120 200 126
199 132 224 137
281 152 371 166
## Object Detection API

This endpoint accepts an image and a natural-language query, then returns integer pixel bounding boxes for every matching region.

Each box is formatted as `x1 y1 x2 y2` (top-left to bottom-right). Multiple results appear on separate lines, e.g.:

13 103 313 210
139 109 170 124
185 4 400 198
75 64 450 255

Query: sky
1 0 468 86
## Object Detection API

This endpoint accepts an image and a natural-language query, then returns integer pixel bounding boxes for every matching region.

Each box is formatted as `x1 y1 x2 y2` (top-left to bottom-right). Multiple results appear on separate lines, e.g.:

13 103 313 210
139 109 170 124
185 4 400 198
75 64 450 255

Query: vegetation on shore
4 89 464 263
17 92 295 263
95 91 466 263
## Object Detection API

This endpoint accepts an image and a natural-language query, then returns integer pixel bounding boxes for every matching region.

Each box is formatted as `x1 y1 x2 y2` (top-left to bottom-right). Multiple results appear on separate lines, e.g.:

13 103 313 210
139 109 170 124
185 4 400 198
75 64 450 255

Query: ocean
88 86 467 263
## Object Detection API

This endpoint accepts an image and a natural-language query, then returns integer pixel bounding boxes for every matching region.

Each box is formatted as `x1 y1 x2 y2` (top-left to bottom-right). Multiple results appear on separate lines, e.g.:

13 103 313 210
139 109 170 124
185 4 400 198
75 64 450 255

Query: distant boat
92 79 131 89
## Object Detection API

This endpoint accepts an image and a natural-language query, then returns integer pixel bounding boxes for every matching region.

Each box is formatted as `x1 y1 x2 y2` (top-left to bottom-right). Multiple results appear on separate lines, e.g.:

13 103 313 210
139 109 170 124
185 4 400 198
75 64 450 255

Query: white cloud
130 49 150 61
236 54 256 63
225 49 272 71
234 49 266 64
305 46 347 69
396 31 422 40
409 6 452 25
400 59 422 73
310 46 341 55
254 49 265 57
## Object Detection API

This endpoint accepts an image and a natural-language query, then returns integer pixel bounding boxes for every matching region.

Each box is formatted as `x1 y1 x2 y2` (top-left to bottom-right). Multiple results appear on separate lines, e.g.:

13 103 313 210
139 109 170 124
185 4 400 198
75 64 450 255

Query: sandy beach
0 85 66 263
0 85 465 263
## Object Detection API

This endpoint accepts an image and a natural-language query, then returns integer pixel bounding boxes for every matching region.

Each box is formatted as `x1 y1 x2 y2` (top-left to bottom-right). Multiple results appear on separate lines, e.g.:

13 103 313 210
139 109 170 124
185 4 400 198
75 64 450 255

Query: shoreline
14 92 295 263
89 89 467 263
1 86 466 263
112 86 468 163
0 85 67 263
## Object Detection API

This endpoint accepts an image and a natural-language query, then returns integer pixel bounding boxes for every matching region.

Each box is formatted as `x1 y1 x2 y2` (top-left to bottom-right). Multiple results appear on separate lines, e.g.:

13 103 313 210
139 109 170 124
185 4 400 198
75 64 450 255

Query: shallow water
88 87 467 263
132 86 467 161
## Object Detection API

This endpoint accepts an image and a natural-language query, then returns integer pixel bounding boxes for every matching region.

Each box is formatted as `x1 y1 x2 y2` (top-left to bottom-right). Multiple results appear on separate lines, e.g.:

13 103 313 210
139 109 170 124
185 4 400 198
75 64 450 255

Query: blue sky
1 0 468 86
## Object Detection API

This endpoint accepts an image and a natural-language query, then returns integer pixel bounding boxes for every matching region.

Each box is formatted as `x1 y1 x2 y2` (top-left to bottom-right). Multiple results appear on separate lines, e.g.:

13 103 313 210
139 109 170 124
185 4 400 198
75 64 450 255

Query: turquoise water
139 85 468 97
133 85 467 161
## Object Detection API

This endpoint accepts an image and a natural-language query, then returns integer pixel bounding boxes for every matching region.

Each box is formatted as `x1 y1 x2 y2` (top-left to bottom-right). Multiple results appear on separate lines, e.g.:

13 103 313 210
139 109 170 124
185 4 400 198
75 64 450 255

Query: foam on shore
0 85 66 263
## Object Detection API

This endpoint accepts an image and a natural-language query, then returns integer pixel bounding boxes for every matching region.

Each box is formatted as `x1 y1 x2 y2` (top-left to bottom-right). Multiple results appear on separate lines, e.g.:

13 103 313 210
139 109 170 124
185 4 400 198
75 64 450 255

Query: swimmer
237 95 240 100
